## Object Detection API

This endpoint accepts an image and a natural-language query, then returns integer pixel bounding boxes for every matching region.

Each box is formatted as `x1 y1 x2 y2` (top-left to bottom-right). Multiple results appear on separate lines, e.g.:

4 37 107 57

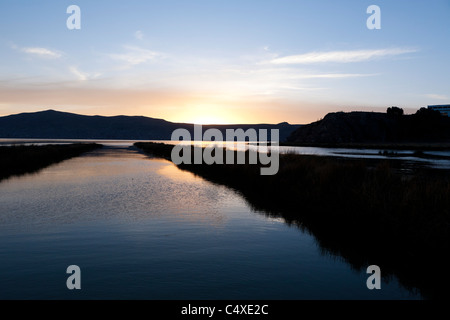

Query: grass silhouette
135 141 450 299
0 143 102 181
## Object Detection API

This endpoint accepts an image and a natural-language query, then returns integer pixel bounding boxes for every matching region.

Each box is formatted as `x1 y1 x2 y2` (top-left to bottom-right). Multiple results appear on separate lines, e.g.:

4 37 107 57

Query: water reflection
0 144 423 299
208 176 445 300
0 146 236 231
3 138 450 170
156 158 200 183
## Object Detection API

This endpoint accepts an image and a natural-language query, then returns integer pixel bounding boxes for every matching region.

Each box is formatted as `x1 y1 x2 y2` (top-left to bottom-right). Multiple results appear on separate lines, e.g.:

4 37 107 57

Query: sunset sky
1 0 449 124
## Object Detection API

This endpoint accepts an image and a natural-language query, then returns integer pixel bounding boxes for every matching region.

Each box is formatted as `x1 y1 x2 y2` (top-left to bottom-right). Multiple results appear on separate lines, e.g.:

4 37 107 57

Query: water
0 144 421 299
2 138 450 169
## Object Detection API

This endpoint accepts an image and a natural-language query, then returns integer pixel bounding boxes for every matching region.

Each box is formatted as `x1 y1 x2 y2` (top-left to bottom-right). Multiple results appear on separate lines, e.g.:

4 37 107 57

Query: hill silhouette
287 109 450 146
0 110 301 142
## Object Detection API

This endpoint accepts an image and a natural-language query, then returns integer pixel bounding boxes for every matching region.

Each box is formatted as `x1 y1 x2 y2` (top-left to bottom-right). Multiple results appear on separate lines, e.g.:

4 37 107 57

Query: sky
0 0 449 124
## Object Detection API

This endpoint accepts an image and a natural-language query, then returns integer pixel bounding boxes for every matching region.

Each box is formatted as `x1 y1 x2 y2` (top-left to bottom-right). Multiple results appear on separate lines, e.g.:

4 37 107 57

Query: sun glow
191 115 229 125
178 104 237 125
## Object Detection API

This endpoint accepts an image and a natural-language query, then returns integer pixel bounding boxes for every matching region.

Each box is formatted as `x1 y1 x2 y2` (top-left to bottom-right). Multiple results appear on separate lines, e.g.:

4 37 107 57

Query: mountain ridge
0 109 301 142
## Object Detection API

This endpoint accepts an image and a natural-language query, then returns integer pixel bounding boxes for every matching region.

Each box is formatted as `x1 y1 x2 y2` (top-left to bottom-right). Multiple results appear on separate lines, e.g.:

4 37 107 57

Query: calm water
0 145 421 299
2 138 450 169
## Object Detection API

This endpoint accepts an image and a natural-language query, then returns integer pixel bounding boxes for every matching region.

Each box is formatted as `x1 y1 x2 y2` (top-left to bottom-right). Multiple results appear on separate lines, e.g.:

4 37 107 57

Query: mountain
287 111 450 145
0 110 301 142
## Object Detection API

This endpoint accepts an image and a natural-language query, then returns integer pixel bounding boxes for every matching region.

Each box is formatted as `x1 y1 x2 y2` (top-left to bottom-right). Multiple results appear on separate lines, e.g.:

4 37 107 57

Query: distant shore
280 141 450 150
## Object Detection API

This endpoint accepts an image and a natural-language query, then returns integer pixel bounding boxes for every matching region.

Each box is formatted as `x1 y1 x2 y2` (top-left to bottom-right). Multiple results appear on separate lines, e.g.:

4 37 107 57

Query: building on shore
428 105 450 117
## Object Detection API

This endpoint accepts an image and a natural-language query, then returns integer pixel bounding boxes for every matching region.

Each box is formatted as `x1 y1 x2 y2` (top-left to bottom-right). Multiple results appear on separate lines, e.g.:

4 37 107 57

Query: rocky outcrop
287 111 450 145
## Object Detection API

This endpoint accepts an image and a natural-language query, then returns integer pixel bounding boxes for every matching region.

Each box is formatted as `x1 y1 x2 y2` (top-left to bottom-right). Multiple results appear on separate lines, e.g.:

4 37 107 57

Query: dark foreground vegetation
136 142 450 299
0 143 102 181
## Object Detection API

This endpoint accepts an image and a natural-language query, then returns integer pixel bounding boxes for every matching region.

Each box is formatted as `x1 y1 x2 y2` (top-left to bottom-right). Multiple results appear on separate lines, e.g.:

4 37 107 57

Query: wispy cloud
293 73 379 79
109 45 161 66
277 86 325 91
270 48 417 65
134 30 144 40
69 66 101 81
425 93 449 100
21 47 62 59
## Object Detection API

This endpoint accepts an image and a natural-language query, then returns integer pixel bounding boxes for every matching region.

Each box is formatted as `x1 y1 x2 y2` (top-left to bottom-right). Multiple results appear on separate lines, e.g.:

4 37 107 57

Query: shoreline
280 141 450 151
135 141 450 299
0 143 103 181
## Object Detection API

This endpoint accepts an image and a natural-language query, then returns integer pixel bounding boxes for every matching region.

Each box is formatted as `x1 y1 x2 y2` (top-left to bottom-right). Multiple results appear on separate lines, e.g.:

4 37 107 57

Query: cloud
293 73 379 79
69 66 88 81
270 48 417 65
134 30 144 40
426 94 449 100
276 86 325 91
21 47 62 59
109 45 161 66
69 66 101 81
